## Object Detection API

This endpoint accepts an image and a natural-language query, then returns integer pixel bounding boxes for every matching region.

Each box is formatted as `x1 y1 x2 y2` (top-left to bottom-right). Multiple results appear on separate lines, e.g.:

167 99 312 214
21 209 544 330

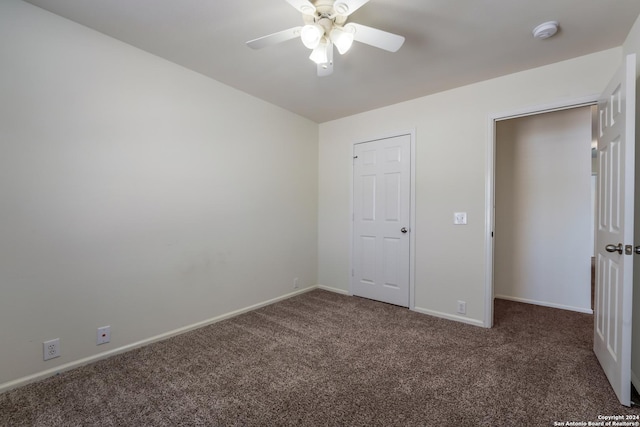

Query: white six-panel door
352 135 411 307
594 53 635 407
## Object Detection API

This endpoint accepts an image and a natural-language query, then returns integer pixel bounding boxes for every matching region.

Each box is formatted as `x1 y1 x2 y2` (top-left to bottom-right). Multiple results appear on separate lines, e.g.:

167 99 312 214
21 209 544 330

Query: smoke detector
532 21 559 39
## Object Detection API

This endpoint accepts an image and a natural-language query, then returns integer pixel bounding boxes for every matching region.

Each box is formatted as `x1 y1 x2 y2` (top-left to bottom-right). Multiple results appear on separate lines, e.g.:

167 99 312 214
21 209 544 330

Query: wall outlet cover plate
454 212 467 225
43 338 60 361
97 326 111 345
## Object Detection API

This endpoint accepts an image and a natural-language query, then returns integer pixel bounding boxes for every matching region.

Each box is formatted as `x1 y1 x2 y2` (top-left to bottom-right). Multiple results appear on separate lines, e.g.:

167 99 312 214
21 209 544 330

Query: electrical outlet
453 212 468 225
97 326 111 345
457 300 467 315
43 338 60 361
293 277 299 289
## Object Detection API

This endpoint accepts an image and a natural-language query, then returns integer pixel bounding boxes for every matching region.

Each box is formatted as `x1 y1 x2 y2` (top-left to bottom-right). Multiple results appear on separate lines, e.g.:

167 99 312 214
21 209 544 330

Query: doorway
485 55 636 407
493 105 594 314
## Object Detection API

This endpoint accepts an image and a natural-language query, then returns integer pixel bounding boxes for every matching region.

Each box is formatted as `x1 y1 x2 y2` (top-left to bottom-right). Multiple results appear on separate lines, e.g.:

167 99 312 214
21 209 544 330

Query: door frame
484 96 598 328
349 129 417 309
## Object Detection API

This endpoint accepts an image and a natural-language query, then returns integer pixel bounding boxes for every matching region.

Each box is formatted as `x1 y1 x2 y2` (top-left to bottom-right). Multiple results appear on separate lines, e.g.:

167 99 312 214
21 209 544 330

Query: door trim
349 129 416 309
485 96 598 328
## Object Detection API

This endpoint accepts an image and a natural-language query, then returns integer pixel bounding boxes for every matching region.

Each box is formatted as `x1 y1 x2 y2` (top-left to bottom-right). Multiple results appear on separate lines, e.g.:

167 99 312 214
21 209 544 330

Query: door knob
401 227 408 233
635 246 640 255
605 243 623 254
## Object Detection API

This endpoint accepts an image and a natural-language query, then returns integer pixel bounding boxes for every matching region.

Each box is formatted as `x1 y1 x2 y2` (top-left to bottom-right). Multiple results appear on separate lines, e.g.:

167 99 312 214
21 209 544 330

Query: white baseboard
316 284 350 295
632 370 640 393
319 287 485 327
494 295 593 314
412 306 485 327
0 286 316 395
1 285 506 394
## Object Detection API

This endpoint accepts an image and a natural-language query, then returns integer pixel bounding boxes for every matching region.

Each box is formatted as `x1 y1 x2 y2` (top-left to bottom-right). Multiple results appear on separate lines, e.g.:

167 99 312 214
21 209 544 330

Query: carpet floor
1 289 638 426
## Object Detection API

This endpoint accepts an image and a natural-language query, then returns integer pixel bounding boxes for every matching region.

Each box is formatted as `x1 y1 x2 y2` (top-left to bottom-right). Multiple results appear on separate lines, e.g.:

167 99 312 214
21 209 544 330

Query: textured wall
0 0 318 389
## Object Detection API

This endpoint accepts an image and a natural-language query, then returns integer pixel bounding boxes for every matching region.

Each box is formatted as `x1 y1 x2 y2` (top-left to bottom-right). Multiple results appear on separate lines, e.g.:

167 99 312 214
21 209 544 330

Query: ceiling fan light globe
334 0 370 16
330 27 354 54
301 24 324 49
300 5 315 15
334 2 350 15
309 40 329 64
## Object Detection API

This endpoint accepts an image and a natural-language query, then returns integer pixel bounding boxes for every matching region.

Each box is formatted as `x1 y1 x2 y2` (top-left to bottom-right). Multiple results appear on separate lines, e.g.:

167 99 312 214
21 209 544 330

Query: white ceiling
24 0 640 123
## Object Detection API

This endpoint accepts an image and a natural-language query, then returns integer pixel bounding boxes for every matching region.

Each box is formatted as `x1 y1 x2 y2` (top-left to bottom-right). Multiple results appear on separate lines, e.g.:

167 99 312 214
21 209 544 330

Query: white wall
494 107 592 313
318 48 621 326
623 12 640 392
0 0 318 390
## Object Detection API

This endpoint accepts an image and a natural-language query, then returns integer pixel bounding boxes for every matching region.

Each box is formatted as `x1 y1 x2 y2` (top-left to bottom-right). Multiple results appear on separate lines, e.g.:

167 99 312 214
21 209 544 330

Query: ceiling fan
246 0 405 77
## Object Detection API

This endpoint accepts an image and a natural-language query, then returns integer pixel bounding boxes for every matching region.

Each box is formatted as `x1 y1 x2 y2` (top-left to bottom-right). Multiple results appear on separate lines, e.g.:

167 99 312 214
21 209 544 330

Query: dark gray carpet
1 290 638 426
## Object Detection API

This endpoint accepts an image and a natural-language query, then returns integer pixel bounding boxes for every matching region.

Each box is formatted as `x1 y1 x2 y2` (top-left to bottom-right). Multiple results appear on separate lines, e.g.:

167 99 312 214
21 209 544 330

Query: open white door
352 135 411 307
594 53 636 407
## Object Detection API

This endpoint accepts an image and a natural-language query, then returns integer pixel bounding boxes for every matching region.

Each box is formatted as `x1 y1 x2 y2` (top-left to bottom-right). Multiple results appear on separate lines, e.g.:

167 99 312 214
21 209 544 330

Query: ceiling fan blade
317 43 334 77
285 0 316 15
333 0 370 16
246 27 302 50
347 23 405 52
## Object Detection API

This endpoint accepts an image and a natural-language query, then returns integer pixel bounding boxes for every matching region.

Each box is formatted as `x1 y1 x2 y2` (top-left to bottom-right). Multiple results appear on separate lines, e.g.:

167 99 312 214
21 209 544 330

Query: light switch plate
454 212 467 225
